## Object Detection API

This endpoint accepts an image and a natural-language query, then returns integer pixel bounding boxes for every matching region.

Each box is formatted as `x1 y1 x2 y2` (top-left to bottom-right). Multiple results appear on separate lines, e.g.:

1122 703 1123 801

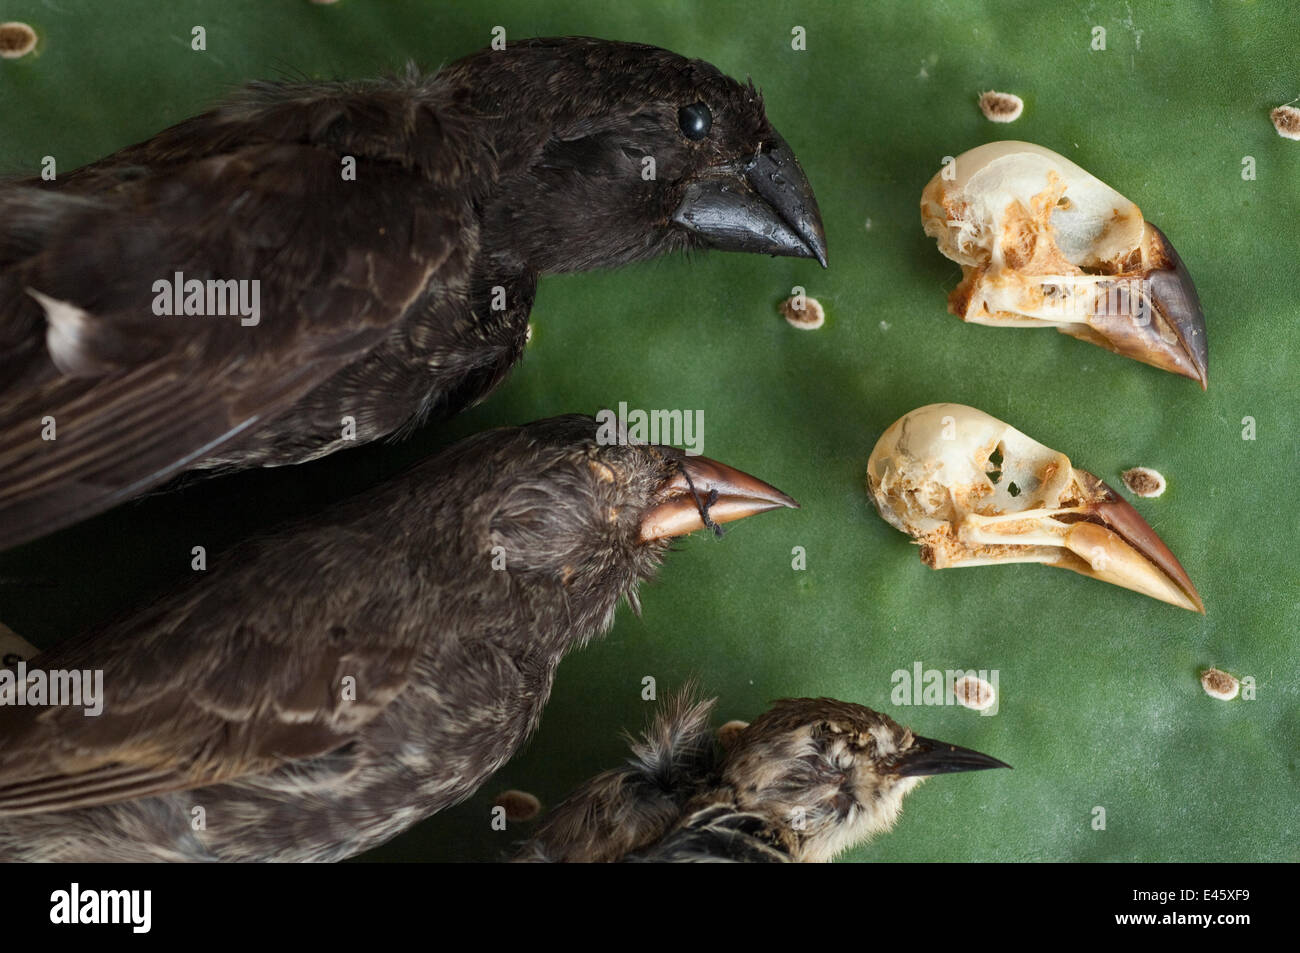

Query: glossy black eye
677 102 712 141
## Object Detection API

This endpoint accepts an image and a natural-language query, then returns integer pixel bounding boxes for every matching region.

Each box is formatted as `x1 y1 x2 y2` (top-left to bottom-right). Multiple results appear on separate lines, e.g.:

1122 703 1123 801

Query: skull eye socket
677 102 713 141
986 445 1004 484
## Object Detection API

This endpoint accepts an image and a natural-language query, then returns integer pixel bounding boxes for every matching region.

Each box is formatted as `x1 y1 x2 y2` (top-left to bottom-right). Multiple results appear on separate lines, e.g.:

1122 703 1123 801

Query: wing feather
0 81 478 550
0 522 422 815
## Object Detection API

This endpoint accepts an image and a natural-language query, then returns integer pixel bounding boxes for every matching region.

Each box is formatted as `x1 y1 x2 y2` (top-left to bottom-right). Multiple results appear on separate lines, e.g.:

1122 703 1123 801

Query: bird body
0 37 826 551
518 693 1009 863
0 415 798 861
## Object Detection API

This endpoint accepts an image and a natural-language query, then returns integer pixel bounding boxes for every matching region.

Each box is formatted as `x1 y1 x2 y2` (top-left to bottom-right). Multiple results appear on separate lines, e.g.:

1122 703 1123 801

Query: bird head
452 415 797 637
722 699 1010 862
444 37 828 273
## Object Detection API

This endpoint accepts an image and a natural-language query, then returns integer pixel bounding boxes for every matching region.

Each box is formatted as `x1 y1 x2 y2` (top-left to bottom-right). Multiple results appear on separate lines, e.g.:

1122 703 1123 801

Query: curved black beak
895 735 1012 777
671 131 828 267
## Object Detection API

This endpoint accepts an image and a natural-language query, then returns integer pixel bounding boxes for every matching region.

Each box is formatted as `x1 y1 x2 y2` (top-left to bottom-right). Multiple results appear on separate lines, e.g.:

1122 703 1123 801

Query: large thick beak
671 131 828 267
894 735 1012 777
639 455 799 542
1058 224 1209 389
1050 471 1206 613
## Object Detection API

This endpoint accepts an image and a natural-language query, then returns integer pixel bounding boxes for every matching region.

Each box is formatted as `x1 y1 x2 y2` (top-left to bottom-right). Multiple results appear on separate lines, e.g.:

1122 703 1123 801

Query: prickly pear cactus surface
1 1 1295 861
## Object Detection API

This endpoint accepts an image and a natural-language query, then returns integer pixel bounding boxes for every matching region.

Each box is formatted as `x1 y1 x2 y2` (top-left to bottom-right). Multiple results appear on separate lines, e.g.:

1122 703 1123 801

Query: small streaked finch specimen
516 691 1008 862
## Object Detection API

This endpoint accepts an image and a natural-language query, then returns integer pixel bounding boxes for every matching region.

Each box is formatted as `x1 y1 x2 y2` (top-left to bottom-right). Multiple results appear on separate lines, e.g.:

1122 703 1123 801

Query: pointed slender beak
895 735 1012 777
639 455 799 542
1055 471 1205 613
671 130 828 267
1059 224 1209 389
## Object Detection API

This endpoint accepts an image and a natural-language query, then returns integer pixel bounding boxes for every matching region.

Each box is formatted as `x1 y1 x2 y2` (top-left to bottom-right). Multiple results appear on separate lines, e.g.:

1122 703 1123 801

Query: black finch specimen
0 415 798 861
516 691 1009 863
0 37 827 551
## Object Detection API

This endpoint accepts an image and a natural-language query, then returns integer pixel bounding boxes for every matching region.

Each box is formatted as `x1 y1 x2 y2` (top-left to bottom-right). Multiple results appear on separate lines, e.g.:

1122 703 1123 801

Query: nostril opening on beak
677 460 725 539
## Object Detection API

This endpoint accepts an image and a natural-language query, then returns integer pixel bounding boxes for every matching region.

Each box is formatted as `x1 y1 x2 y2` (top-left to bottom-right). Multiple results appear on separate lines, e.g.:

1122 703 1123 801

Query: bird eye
677 102 712 141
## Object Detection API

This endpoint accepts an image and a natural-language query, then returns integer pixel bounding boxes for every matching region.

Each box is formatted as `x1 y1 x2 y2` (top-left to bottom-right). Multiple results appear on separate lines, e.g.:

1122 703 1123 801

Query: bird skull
866 404 1204 612
921 141 1208 388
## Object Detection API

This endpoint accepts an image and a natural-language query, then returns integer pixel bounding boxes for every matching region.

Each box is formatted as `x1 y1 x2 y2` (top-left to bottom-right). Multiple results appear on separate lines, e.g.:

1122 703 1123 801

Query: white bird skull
866 404 1203 612
921 142 1208 388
